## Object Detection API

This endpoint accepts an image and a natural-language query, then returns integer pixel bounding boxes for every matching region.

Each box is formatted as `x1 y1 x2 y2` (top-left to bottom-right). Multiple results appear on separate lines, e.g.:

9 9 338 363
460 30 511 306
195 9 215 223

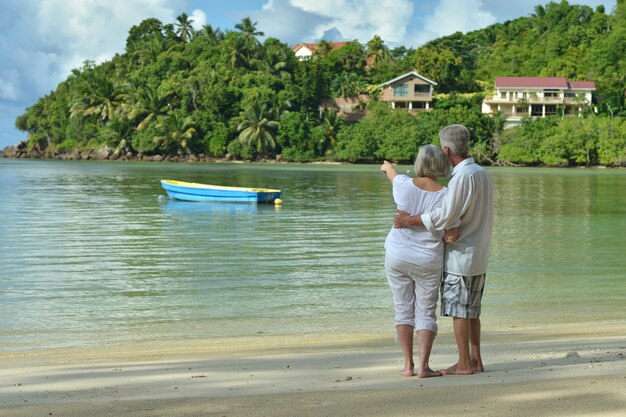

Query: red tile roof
496 77 569 88
568 81 596 89
495 76 595 90
291 42 349 53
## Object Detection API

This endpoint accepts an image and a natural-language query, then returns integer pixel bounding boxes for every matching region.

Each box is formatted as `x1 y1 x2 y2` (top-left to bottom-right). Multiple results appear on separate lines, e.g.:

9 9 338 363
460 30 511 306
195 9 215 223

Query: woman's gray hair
414 144 450 179
439 124 469 157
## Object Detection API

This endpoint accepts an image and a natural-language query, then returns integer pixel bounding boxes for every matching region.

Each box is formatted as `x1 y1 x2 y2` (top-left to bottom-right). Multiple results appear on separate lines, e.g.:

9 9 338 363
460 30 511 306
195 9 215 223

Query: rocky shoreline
1 142 283 163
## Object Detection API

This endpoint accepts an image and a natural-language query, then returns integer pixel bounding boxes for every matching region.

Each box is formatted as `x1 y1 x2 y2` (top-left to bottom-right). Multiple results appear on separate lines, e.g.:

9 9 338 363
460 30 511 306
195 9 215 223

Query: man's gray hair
414 144 450 179
439 124 470 157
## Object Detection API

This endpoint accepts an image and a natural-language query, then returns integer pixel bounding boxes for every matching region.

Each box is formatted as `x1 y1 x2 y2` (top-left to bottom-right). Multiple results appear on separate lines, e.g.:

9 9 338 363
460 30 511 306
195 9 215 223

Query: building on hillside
482 76 596 127
379 71 437 111
291 42 349 60
319 95 370 122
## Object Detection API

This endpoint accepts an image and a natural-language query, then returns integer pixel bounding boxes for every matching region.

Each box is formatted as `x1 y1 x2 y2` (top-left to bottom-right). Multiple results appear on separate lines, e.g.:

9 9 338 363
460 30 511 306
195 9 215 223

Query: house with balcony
380 71 437 111
482 76 596 127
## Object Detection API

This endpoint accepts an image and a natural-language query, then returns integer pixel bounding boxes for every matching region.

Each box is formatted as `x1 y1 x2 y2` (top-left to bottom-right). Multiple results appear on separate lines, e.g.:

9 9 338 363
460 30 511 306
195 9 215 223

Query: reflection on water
162 199 260 212
0 160 625 351
488 168 626 322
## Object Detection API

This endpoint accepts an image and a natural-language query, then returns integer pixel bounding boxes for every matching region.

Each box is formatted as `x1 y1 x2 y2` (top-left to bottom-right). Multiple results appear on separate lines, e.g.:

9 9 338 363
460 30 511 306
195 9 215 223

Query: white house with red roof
291 42 350 60
482 76 596 126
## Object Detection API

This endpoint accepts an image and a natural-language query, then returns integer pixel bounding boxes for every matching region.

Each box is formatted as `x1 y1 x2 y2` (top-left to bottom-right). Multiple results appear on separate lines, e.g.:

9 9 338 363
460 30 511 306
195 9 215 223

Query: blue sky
0 0 617 150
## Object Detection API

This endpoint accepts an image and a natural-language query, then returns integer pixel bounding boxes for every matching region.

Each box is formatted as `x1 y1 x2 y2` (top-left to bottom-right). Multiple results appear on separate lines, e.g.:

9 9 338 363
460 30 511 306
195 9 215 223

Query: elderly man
394 124 494 375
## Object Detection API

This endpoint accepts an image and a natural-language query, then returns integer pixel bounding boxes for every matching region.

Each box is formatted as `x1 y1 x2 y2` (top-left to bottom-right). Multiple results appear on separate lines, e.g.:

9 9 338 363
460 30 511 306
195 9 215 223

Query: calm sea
1 159 625 352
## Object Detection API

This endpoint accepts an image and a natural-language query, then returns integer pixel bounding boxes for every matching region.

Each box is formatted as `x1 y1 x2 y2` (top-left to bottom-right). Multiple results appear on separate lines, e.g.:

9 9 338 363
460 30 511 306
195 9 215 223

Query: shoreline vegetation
1 134 625 169
9 1 626 168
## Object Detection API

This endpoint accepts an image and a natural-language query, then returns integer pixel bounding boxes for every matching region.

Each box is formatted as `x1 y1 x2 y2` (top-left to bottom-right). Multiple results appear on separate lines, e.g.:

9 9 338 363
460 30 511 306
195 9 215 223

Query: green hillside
11 0 626 166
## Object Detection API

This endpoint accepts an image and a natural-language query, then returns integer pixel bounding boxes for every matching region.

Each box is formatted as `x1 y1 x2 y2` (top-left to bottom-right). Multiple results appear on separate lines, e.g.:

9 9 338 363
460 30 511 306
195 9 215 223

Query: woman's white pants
385 252 441 333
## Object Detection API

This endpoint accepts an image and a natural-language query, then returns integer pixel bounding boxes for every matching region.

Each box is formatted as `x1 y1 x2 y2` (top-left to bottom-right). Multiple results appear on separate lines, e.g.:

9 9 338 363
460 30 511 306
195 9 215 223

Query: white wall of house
294 47 313 60
483 85 594 126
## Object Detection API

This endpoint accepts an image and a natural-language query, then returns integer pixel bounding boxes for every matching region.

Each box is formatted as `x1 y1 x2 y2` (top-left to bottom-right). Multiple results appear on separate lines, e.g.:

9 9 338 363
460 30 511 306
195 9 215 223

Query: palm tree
154 111 196 154
223 35 249 68
320 109 342 150
237 103 280 156
532 5 546 18
233 18 264 66
366 35 389 65
258 43 292 79
69 64 124 122
198 24 223 45
331 72 366 98
102 112 134 155
313 40 333 58
175 13 194 42
133 36 164 66
126 81 171 131
235 17 264 40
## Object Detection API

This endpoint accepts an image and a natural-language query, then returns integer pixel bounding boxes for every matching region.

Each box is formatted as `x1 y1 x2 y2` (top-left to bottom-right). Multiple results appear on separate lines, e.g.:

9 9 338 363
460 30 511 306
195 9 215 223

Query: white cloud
190 9 208 30
304 0 413 45
425 0 496 38
1 0 180 103
34 0 176 66
0 0 183 147
0 71 20 101
252 0 329 44
255 0 617 48
255 0 413 46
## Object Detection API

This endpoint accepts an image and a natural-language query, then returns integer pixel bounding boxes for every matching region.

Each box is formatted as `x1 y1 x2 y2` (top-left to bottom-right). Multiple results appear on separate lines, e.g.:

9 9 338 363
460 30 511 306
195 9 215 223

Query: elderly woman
380 144 456 378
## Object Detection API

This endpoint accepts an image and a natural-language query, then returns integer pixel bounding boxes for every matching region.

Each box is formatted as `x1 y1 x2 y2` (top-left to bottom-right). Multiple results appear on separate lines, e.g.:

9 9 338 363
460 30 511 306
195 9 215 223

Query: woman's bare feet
399 367 416 377
418 367 443 378
440 363 473 376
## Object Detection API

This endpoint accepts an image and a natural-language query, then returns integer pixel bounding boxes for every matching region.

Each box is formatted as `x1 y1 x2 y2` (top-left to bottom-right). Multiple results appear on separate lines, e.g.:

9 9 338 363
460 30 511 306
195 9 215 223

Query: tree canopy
13 1 626 166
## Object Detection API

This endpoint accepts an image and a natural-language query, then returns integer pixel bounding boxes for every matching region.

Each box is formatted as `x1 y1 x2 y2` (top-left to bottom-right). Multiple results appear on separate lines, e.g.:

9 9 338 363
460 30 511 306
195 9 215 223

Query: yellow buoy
274 198 283 205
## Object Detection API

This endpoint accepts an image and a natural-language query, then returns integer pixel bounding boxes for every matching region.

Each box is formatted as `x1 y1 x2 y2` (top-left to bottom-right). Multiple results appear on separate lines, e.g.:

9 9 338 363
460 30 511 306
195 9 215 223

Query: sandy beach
1 322 625 417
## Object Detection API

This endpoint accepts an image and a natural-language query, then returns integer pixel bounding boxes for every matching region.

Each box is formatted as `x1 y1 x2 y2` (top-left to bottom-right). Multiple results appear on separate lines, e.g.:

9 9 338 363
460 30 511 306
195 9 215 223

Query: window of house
414 84 430 94
393 84 408 97
531 105 543 116
516 107 528 114
544 105 557 115
412 101 427 109
544 89 559 98
500 92 507 99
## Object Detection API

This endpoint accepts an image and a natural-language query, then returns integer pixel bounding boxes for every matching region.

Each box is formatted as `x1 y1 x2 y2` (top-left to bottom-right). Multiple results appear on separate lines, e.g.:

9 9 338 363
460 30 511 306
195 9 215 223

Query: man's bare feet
418 367 443 378
399 368 416 377
472 359 484 373
440 363 473 376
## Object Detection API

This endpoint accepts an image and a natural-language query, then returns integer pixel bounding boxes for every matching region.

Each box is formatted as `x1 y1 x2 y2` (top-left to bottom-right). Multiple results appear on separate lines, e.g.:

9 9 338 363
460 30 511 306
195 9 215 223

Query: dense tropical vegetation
10 0 626 166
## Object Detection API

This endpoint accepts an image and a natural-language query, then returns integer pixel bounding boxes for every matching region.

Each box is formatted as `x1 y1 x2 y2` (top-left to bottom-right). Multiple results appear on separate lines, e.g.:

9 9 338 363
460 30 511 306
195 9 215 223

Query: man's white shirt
421 158 494 276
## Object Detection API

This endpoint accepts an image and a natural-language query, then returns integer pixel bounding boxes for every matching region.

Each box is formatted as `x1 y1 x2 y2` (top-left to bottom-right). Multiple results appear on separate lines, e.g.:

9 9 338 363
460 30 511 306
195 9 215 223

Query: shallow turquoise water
1 160 624 351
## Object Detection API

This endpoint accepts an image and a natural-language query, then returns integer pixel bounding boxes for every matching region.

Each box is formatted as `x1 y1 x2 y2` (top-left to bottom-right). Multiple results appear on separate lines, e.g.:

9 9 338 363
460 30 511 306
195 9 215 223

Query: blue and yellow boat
160 179 282 204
